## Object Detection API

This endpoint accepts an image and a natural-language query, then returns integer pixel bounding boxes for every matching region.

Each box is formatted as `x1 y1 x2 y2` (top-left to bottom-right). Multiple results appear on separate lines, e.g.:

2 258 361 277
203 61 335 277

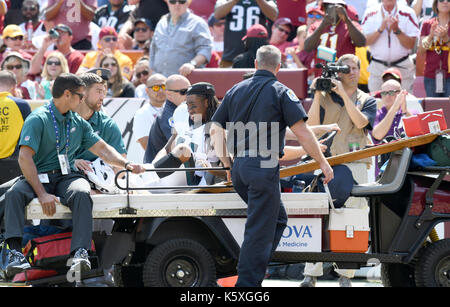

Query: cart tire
381 263 416 287
142 239 216 287
414 239 450 287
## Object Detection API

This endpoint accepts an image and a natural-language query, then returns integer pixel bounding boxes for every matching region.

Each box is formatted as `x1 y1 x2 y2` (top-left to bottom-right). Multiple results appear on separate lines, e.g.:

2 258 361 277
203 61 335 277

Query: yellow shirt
80 50 133 80
355 47 370 85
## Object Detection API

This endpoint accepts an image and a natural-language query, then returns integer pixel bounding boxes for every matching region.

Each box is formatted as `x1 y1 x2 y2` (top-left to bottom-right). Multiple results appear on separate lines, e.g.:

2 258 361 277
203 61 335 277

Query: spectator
143 74 191 164
412 0 435 22
0 0 8 34
362 0 419 93
18 0 45 50
232 24 268 68
93 0 132 33
133 58 151 98
133 73 167 160
118 0 168 49
0 24 33 64
40 51 69 100
132 18 154 50
345 0 379 22
1 51 38 99
77 26 133 80
149 0 213 77
208 13 225 56
270 17 295 60
100 54 135 98
304 0 366 67
44 0 97 50
418 0 450 97
306 7 324 28
278 0 308 41
285 25 315 70
214 0 278 68
3 0 24 27
372 67 420 99
29 24 85 76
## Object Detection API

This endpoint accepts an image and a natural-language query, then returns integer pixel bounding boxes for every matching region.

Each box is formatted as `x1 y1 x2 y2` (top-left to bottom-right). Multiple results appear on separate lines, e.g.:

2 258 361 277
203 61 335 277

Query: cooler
402 109 447 137
328 208 370 253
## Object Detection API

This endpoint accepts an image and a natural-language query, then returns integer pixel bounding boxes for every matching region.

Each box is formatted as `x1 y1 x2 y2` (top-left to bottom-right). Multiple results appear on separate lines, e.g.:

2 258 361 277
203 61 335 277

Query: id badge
38 173 50 183
435 70 445 94
58 154 71 175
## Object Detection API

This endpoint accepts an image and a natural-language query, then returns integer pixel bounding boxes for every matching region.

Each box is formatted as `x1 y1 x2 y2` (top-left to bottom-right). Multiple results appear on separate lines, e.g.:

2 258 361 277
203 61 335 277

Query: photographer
302 53 376 287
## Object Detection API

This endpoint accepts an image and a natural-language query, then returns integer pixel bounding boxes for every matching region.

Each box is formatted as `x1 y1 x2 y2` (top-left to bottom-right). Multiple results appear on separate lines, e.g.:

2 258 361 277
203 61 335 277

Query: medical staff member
211 45 333 287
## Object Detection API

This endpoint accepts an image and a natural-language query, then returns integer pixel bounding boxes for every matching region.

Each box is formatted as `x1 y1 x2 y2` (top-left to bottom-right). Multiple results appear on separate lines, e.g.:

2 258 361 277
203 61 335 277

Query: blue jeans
424 77 450 97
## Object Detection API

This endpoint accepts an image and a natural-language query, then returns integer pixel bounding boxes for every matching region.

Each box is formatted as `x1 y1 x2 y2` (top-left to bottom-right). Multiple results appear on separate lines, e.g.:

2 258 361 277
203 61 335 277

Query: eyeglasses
102 62 117 68
136 70 149 78
276 26 290 36
167 88 188 95
438 0 450 3
103 37 118 42
22 6 37 11
47 60 61 66
135 27 149 33
148 84 166 92
168 0 187 4
308 14 324 19
70 90 85 100
6 36 23 41
380 90 400 97
5 64 23 70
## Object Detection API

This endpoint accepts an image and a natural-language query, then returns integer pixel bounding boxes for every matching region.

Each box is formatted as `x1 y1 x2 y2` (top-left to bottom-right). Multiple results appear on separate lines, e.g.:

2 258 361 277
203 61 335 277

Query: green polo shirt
19 100 101 173
75 111 127 162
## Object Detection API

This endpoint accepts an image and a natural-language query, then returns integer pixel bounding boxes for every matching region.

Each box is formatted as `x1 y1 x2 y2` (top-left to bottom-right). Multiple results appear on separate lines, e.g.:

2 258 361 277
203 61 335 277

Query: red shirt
420 18 450 79
206 50 220 68
278 0 307 26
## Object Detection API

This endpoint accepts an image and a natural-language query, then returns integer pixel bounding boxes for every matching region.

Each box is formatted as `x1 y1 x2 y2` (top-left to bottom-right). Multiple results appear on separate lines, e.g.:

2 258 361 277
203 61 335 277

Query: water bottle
26 20 33 47
285 54 297 69
292 179 305 193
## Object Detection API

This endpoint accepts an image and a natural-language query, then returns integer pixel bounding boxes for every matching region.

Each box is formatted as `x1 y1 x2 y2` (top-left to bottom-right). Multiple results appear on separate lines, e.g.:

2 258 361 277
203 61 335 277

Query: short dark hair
0 71 17 88
52 73 85 98
79 72 105 89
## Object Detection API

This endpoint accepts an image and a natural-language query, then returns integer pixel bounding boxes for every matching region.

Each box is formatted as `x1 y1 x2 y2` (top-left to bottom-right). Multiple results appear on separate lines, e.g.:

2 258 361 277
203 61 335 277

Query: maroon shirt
420 18 450 79
278 0 307 26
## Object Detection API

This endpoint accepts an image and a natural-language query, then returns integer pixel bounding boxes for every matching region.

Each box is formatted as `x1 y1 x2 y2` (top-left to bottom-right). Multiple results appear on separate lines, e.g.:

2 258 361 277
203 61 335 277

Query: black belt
371 55 409 67
45 169 62 175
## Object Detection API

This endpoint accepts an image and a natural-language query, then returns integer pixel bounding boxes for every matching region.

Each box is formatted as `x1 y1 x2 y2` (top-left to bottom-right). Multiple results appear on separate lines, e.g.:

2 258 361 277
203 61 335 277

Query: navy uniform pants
232 157 287 287
4 172 93 253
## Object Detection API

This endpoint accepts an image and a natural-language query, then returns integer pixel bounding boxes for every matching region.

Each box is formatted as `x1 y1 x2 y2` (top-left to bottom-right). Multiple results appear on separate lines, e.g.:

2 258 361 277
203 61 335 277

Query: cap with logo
2 25 24 39
242 24 268 41
99 26 118 40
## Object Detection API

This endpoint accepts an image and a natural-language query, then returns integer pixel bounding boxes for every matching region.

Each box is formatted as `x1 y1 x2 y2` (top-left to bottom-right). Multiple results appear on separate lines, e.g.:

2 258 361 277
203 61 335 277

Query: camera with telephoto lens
49 28 60 39
314 62 350 93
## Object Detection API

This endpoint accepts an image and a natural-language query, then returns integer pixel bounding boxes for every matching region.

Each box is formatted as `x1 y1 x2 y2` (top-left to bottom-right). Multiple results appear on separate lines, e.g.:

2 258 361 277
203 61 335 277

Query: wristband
393 29 402 35
377 28 383 34
124 161 132 170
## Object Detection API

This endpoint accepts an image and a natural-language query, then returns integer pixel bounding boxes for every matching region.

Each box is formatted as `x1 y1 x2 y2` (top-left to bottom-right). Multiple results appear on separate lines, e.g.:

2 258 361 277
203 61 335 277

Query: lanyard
47 103 70 155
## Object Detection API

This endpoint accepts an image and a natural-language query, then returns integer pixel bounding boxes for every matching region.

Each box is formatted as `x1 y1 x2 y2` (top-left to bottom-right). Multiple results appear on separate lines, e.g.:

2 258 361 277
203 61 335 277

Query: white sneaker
338 276 352 287
300 275 317 287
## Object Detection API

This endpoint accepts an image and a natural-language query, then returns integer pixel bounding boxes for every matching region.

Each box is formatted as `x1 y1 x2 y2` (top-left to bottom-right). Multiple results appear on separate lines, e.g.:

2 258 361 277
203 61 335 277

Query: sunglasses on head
7 36 23 41
276 26 290 35
308 13 323 19
136 70 149 78
47 60 61 66
6 64 23 70
102 62 117 68
168 0 187 4
148 84 166 92
380 90 400 97
103 36 118 42
167 88 188 95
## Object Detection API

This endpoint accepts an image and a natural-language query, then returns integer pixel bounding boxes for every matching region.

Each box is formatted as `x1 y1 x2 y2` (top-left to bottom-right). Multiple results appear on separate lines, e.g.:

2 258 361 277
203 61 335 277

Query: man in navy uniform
211 45 334 287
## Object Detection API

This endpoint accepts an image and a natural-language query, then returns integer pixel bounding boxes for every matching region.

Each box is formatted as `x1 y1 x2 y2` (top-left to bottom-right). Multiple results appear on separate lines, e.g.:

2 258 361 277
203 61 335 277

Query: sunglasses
102 62 117 68
308 14 323 19
22 6 37 11
167 88 188 95
380 90 400 97
47 60 61 66
70 90 85 100
148 84 166 92
438 0 450 2
136 70 150 78
6 64 23 70
135 27 149 33
103 37 118 42
277 26 290 35
7 36 23 41
168 0 187 4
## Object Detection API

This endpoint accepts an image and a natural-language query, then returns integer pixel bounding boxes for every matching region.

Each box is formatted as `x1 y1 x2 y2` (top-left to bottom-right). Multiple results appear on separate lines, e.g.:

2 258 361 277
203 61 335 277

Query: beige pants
304 163 369 279
367 56 415 94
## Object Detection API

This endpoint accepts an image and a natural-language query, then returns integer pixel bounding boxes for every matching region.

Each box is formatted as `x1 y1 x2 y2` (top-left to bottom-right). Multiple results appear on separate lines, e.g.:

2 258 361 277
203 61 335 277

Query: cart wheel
415 239 450 287
142 239 216 287
381 263 416 287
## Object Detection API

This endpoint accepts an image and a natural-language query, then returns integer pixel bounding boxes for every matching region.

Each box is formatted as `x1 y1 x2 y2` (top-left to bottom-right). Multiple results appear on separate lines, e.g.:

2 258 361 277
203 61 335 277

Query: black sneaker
5 249 31 278
69 248 91 274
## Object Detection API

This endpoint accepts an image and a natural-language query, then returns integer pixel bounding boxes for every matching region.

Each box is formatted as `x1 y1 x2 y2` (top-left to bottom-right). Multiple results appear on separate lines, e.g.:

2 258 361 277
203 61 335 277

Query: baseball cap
1 51 31 71
187 82 216 97
382 68 403 82
54 24 73 35
99 26 118 40
242 24 268 41
322 0 347 6
134 18 155 31
208 13 224 27
307 7 325 16
2 25 24 39
274 17 293 31
86 68 111 81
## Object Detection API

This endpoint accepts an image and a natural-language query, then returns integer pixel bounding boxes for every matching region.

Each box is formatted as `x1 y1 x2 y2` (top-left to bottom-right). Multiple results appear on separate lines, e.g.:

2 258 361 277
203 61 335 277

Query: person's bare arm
79 0 96 21
255 0 278 22
44 0 64 21
214 0 239 19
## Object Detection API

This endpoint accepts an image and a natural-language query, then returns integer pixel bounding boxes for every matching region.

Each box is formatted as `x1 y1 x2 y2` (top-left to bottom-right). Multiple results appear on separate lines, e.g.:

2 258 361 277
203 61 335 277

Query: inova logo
282 225 313 239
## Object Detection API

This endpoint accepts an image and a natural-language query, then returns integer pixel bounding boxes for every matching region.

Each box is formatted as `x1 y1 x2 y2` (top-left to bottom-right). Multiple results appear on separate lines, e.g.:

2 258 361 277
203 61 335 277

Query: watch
393 29 402 35
189 59 198 68
124 161 132 170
